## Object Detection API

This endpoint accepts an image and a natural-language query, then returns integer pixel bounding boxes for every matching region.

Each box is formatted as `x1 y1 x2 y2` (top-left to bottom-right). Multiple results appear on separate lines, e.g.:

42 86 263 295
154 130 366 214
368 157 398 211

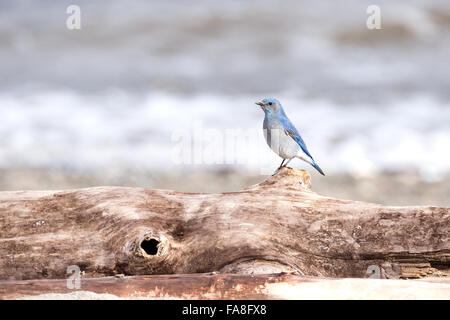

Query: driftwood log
0 167 449 299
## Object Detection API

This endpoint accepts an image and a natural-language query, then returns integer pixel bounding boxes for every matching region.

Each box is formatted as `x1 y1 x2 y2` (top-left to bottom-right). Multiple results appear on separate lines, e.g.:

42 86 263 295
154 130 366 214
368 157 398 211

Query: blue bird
256 98 325 175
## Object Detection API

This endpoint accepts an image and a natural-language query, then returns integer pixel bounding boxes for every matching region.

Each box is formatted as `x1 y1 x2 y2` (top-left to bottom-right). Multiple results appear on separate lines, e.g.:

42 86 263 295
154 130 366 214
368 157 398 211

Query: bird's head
255 98 283 115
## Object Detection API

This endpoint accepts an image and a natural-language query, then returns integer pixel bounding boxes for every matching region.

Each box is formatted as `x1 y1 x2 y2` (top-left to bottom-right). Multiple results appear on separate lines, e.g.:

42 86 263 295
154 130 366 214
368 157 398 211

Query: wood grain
1 167 448 282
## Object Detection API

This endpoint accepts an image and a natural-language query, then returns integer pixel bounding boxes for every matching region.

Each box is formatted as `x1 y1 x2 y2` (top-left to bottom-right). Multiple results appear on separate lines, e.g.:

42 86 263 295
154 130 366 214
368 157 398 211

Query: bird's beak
255 101 264 107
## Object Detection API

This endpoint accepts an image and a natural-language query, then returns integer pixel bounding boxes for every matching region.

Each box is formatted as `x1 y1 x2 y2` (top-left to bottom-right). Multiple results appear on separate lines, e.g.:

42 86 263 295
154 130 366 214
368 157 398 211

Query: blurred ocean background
0 0 449 205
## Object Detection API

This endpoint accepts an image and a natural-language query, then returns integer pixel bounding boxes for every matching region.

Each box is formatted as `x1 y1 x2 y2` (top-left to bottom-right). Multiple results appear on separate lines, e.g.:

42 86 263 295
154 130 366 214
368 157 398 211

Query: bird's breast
263 121 300 159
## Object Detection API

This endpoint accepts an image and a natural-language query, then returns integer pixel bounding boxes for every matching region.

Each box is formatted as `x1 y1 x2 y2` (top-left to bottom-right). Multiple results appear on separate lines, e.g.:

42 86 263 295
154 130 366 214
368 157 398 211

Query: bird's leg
284 158 293 167
272 159 286 176
278 159 286 170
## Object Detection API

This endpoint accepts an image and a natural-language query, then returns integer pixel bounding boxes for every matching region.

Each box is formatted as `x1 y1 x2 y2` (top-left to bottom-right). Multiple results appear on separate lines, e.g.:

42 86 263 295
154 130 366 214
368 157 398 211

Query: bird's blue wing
279 116 314 160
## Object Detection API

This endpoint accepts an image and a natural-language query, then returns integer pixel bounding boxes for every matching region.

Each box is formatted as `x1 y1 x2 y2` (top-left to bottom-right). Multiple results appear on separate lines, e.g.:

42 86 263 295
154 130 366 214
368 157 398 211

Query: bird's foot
272 166 283 176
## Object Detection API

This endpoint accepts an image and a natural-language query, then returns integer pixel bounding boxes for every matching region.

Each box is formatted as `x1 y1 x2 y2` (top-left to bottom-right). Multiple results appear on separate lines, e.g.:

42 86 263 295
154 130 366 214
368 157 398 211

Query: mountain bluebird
256 98 325 175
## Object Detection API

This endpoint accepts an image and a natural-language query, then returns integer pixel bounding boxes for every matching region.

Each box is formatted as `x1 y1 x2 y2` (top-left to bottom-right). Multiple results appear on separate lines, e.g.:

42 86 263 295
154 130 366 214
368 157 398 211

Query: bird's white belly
264 128 300 159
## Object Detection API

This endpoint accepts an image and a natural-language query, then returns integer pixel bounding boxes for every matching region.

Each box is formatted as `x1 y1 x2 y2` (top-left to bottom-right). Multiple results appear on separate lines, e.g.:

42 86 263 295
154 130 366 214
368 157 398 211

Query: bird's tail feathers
311 161 325 176
296 155 325 176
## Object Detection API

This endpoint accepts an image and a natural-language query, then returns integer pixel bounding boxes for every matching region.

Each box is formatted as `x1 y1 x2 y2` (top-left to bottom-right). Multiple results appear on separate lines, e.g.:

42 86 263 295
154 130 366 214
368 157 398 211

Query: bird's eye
268 102 273 105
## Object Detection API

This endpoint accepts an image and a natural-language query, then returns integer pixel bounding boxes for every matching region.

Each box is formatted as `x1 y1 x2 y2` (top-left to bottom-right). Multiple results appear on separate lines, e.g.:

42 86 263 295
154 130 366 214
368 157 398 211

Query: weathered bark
1 273 449 300
0 167 449 282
